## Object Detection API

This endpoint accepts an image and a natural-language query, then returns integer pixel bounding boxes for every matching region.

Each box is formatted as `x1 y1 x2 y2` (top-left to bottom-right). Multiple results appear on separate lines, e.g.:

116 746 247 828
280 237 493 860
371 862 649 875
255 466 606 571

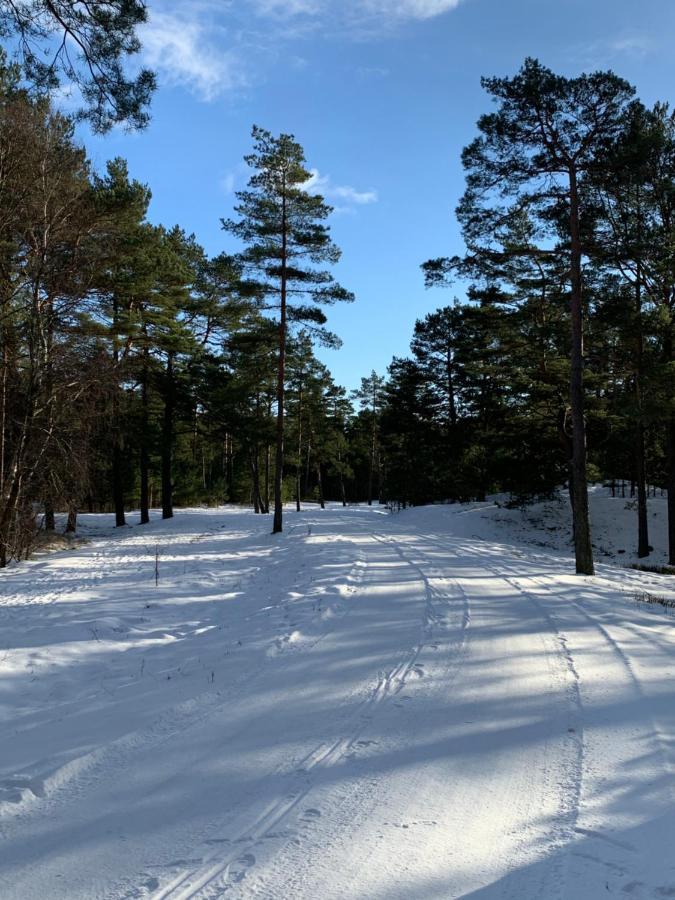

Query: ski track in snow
1 501 675 898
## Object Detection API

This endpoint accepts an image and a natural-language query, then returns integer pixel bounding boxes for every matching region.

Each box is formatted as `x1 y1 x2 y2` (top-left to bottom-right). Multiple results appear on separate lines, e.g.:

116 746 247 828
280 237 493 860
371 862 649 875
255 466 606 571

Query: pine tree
351 372 386 506
222 126 353 534
450 58 635 574
1 0 155 130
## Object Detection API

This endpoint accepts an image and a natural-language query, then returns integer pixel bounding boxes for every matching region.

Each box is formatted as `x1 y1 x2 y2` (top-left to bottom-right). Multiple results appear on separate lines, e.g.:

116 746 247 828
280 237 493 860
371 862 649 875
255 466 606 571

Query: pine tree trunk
111 297 126 528
113 440 125 527
264 444 270 513
316 463 325 510
667 419 675 566
161 353 174 520
65 504 77 534
635 423 649 558
634 262 649 558
272 194 288 535
44 498 55 532
367 428 375 506
296 390 302 513
250 448 261 513
139 350 150 525
568 167 594 575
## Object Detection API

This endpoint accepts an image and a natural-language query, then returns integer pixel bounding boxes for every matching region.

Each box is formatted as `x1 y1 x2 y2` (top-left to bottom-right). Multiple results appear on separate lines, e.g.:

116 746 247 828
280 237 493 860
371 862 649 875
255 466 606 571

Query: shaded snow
0 498 674 898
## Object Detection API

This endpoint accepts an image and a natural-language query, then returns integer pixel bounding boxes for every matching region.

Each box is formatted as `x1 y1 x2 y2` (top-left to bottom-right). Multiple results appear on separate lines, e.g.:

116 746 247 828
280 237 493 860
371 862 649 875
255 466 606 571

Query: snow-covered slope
1 499 674 899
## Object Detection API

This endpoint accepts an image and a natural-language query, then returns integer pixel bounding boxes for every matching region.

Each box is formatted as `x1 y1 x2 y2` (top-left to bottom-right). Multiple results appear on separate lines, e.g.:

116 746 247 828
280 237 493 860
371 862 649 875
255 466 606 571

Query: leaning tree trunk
161 353 175 520
568 167 594 575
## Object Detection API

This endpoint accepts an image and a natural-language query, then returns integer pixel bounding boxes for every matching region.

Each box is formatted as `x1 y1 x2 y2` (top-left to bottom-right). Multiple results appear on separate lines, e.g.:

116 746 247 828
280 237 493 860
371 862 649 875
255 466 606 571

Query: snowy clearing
1 496 675 899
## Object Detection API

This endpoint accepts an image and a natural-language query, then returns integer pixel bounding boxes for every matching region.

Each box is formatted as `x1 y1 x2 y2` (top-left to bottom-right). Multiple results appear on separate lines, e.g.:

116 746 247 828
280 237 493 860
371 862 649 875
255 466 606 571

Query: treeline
0 55 388 565
375 59 675 574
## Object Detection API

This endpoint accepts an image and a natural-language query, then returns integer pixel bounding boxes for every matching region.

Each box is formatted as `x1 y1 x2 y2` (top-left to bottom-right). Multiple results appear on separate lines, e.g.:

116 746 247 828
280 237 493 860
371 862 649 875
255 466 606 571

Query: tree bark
568 166 594 575
112 440 125 527
139 349 150 525
44 498 55 532
65 503 77 534
633 261 649 558
272 192 287 534
316 463 325 510
161 353 174 520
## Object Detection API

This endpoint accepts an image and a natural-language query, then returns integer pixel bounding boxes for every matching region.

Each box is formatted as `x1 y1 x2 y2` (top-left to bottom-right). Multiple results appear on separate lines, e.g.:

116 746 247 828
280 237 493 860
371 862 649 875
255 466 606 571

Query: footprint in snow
302 808 322 819
231 853 256 883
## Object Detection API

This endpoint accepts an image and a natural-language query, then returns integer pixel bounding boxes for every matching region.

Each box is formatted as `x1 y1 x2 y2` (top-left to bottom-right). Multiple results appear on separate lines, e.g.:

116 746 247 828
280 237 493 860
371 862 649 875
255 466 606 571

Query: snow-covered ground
1 492 675 899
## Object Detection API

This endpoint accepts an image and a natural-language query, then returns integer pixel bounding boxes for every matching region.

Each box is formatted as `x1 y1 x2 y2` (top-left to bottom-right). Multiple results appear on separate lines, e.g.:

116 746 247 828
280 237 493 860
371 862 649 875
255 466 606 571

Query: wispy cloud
365 0 462 20
136 0 465 103
573 33 656 68
304 169 378 211
141 9 247 101
252 0 463 23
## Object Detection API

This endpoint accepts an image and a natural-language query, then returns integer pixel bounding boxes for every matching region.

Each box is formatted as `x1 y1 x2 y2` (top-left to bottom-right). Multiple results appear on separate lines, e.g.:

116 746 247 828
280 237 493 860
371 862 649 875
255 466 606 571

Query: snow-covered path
1 503 675 898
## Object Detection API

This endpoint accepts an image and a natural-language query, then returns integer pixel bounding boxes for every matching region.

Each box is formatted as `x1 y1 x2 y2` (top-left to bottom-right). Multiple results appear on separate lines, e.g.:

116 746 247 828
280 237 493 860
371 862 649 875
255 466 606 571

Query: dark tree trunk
634 265 649 558
367 429 375 507
446 347 457 429
272 194 287 535
635 424 649 558
65 504 77 534
111 296 126 528
162 353 175 520
250 448 261 513
264 443 270 514
316 463 325 510
667 419 675 566
568 167 594 575
112 440 125 527
44 498 55 532
296 389 302 513
139 351 150 525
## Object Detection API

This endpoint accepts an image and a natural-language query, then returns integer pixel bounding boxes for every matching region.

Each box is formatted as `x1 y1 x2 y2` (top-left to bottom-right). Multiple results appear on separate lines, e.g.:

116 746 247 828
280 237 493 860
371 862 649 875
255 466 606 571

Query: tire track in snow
384 528 585 900
145 529 471 900
222 530 472 900
497 556 675 785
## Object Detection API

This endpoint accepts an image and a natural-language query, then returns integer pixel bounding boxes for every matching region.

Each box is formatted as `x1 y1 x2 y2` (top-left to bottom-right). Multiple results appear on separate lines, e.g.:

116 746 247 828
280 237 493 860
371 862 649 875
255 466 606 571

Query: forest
5 6 675 899
2 9 675 580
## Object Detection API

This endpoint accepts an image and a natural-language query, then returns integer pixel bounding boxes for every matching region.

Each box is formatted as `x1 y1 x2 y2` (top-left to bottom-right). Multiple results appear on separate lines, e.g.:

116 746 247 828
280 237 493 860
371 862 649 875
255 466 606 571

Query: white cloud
219 171 237 194
304 169 378 209
365 0 462 19
573 33 656 68
252 0 463 21
607 36 653 58
141 10 246 101
254 0 321 14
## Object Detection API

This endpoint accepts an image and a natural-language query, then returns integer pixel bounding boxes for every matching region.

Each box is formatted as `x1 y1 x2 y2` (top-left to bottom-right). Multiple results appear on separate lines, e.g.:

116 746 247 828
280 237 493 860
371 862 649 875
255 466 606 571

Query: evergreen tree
437 58 636 574
222 126 353 534
1 0 155 130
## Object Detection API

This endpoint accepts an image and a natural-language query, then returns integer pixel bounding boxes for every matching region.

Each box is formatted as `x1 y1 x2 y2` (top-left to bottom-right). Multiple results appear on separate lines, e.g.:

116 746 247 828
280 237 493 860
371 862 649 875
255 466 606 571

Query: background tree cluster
0 57 382 563
378 59 675 573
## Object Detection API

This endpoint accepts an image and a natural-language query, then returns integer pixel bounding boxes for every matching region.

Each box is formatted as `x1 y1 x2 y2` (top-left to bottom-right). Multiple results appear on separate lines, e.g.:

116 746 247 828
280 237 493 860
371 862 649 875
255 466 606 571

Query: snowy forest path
1 506 675 899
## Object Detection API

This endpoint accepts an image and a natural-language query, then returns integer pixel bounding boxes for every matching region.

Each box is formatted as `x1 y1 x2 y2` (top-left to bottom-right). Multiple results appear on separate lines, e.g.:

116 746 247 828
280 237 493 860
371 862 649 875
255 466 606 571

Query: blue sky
83 0 675 391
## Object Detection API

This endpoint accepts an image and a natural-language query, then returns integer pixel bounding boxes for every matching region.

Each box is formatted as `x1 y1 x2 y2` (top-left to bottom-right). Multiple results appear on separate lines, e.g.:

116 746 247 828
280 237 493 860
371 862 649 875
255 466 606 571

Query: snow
1 493 675 898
